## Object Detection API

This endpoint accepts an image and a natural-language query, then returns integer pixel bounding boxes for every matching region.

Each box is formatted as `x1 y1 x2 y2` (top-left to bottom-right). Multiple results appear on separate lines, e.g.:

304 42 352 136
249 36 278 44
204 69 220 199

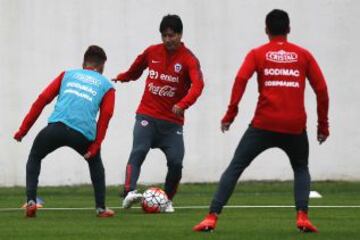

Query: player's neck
268 35 288 42
83 64 103 74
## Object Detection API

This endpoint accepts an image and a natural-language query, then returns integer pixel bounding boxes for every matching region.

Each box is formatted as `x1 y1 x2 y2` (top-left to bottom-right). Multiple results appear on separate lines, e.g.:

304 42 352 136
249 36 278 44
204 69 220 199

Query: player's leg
25 123 67 217
123 115 155 207
67 126 113 217
87 152 114 217
87 153 105 209
159 124 184 200
281 131 317 232
124 115 155 193
281 131 310 212
194 126 273 231
209 126 272 214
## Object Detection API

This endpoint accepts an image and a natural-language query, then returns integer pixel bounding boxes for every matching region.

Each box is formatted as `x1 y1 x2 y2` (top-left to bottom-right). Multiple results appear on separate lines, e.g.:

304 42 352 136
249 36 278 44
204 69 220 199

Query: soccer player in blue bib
14 45 116 218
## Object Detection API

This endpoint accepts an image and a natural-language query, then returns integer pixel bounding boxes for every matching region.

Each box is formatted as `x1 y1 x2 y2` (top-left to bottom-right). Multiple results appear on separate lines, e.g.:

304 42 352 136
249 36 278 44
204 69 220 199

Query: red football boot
296 210 318 233
193 213 218 232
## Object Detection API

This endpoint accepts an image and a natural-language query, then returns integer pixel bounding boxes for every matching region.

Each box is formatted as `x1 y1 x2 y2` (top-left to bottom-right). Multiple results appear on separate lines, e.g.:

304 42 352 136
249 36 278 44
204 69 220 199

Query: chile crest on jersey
174 63 182 73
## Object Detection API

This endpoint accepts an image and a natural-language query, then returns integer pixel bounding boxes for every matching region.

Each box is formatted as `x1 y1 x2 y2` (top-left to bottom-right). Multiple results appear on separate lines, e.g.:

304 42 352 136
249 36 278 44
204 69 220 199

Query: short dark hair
159 14 183 34
266 9 290 35
83 45 107 65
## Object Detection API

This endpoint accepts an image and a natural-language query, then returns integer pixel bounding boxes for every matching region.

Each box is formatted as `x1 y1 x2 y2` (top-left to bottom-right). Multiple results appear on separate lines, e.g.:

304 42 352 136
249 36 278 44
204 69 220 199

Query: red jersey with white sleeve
222 36 329 136
115 43 204 125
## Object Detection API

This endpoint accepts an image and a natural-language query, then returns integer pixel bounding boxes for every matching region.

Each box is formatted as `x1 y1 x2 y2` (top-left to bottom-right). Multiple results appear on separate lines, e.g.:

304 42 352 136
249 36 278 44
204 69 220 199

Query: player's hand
83 151 92 160
14 130 24 142
112 78 131 83
317 133 328 145
84 143 100 160
221 122 231 133
172 105 184 117
112 73 130 83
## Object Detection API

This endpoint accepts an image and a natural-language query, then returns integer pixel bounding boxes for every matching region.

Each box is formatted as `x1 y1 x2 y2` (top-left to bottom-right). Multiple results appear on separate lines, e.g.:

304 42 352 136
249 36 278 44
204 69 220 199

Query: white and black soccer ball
141 187 169 213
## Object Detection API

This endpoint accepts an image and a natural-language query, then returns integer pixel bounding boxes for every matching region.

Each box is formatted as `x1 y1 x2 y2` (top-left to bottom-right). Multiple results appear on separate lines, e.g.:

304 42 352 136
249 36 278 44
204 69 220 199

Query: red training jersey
116 43 204 125
222 36 329 135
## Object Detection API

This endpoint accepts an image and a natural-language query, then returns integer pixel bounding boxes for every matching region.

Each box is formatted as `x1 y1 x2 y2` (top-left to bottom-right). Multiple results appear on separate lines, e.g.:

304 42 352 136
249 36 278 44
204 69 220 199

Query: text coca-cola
148 82 176 97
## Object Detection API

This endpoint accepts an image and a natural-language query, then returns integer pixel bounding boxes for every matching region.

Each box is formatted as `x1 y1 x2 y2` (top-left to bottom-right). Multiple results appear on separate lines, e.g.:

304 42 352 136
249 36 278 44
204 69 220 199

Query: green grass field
1 181 360 240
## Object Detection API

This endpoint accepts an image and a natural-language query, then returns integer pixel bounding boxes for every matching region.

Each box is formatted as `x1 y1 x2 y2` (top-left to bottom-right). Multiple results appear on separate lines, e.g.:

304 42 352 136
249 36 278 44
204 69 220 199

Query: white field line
1 205 360 212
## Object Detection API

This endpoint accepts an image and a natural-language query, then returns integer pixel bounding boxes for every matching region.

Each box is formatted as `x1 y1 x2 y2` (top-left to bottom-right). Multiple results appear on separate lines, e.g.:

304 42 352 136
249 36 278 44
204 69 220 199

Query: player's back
49 69 113 140
250 37 313 134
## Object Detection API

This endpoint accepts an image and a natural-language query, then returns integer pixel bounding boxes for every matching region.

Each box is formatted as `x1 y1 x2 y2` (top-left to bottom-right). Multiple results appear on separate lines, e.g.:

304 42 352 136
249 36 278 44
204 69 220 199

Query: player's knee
229 159 251 172
168 160 183 172
28 150 47 162
130 146 149 159
290 160 308 171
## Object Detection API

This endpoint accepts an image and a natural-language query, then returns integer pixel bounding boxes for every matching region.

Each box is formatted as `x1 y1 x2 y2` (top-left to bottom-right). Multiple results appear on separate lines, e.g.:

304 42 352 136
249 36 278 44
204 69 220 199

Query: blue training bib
48 69 113 140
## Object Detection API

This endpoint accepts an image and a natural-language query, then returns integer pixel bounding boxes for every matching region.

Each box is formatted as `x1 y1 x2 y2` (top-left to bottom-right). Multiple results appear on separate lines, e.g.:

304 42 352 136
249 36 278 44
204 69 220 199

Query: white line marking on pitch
1 205 360 212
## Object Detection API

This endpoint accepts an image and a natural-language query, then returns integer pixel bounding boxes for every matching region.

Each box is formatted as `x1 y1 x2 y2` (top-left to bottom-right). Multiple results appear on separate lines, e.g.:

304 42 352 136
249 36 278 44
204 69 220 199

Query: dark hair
83 45 107 65
266 9 290 35
159 14 183 34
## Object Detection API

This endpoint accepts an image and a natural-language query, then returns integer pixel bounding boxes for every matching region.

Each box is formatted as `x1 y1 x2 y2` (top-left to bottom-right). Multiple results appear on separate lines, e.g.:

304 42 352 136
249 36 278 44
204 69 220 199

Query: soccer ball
141 187 169 213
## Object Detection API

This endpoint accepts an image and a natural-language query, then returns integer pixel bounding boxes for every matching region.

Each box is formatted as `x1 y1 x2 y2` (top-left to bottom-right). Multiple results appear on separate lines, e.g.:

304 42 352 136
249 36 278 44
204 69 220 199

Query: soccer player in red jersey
194 9 329 232
14 46 115 218
113 14 204 212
